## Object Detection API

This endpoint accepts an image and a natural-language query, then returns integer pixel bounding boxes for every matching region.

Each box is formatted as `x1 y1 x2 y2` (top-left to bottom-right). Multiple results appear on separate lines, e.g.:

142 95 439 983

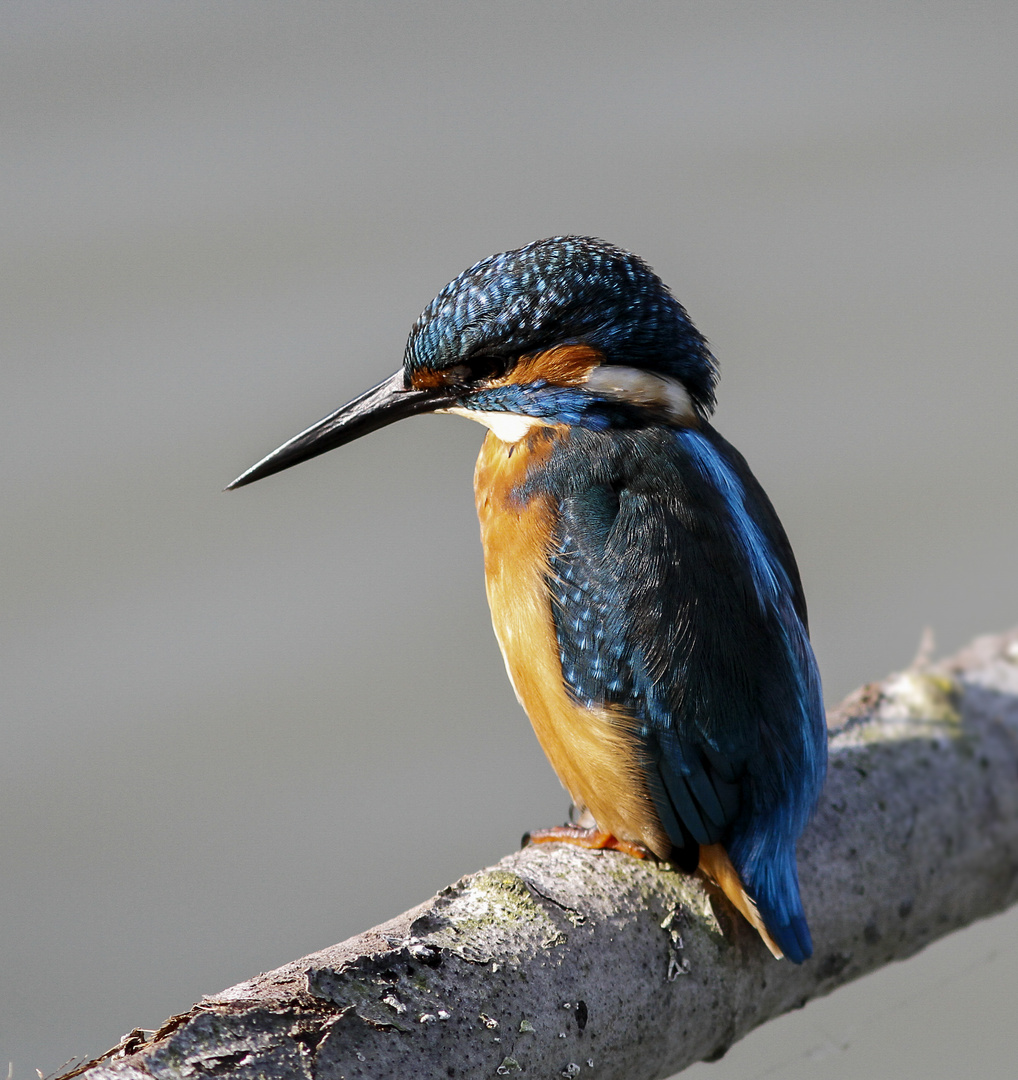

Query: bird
228 236 828 963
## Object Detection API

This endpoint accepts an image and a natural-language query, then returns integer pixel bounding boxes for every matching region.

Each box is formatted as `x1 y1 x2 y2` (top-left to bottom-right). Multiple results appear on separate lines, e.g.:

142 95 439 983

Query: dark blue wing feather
525 423 827 962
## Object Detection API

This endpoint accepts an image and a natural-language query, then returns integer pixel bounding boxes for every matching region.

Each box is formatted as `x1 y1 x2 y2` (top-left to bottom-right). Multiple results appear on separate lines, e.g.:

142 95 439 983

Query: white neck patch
439 406 546 444
583 365 695 424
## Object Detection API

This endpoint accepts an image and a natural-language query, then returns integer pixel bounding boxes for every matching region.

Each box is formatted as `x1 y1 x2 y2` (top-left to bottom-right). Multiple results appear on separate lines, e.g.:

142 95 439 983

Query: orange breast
473 428 669 857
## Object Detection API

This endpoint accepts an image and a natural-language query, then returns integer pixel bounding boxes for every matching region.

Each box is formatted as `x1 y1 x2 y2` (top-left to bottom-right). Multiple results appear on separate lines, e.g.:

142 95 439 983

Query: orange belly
473 428 669 857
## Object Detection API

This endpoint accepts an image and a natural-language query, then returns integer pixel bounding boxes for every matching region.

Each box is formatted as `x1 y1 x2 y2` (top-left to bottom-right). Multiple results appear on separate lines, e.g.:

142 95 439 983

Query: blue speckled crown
404 236 719 416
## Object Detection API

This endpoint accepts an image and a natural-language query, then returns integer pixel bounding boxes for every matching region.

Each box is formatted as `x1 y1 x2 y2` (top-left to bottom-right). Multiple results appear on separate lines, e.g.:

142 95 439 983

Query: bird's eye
447 354 509 385
445 364 472 384
469 354 510 382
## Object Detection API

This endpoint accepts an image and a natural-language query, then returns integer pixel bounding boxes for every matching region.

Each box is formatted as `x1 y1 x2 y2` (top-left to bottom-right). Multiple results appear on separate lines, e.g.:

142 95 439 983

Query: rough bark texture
70 629 1018 1080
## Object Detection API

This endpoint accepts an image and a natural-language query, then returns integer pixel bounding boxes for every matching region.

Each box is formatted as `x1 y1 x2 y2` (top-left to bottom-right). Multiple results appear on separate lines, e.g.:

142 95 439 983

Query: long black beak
226 370 454 490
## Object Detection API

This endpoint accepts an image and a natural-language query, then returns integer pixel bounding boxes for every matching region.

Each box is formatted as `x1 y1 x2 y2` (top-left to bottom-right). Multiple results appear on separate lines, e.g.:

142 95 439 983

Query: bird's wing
544 424 814 858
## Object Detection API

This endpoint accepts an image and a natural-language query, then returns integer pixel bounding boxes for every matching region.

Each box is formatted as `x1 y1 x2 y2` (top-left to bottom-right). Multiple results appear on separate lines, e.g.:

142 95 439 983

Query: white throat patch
439 407 546 444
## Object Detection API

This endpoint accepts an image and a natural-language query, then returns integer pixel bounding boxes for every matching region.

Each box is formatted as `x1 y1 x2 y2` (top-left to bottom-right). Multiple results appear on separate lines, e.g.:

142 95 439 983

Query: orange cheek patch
500 342 604 387
412 342 603 392
410 368 450 390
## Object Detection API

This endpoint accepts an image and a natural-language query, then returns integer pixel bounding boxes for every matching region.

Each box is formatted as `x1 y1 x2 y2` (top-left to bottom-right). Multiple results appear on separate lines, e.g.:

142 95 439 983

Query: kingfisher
228 237 827 963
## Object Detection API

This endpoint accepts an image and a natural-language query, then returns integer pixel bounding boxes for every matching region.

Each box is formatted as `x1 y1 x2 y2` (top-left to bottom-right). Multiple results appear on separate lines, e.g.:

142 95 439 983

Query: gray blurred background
3 2 1017 1076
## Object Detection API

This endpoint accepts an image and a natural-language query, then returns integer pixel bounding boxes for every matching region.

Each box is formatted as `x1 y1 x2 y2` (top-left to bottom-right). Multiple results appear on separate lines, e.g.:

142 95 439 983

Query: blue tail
742 845 812 964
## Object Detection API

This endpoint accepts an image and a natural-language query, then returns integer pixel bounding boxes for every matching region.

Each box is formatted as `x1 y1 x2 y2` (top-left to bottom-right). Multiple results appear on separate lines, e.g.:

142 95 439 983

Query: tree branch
69 629 1018 1080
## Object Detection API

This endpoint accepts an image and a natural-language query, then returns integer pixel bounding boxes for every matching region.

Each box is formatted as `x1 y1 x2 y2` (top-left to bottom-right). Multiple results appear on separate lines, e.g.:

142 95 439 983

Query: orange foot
522 824 650 860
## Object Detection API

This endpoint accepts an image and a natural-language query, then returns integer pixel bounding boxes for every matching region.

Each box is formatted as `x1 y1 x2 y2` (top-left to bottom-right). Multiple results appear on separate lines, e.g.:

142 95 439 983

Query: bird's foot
522 824 649 860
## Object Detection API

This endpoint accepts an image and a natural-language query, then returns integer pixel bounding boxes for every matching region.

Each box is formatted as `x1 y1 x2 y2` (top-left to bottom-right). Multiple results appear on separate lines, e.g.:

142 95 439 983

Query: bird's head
228 236 717 489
